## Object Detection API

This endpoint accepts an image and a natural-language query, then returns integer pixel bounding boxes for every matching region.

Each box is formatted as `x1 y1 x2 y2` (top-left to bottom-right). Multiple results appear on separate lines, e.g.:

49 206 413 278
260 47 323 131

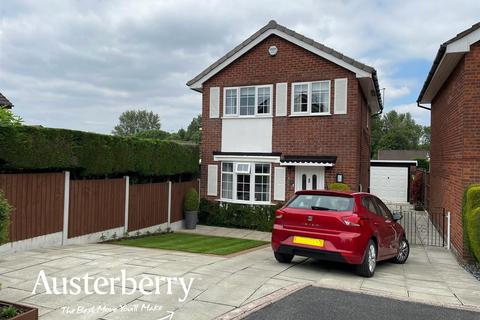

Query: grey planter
184 211 198 229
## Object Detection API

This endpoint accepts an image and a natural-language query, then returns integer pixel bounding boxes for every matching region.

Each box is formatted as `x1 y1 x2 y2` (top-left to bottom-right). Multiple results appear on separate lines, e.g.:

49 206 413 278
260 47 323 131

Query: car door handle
373 222 379 226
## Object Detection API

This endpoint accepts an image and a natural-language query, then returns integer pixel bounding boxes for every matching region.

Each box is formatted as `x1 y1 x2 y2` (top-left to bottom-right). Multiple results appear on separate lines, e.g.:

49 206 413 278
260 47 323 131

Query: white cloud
0 0 478 133
389 103 430 126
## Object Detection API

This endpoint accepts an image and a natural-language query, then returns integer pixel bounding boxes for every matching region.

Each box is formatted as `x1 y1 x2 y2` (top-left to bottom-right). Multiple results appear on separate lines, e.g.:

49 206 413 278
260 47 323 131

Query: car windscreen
287 194 354 211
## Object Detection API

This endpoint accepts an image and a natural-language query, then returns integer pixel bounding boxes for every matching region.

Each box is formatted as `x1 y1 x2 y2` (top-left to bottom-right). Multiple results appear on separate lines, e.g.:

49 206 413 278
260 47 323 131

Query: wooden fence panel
171 180 198 222
128 182 169 231
0 173 64 242
68 178 125 238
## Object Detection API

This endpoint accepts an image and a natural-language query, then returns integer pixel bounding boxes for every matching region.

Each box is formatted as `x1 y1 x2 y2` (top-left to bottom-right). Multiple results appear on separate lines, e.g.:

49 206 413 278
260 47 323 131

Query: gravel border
464 263 480 281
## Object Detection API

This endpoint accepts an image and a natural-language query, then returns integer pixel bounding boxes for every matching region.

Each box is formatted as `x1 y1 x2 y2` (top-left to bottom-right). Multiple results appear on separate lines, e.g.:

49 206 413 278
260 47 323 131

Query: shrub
184 188 199 212
0 126 199 178
415 158 430 171
411 171 424 206
328 183 350 192
462 184 480 262
199 199 282 232
0 191 12 245
0 108 23 127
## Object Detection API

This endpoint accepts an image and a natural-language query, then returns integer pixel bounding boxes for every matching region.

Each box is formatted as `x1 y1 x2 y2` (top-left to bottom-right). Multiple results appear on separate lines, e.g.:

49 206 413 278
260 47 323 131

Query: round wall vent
268 46 278 56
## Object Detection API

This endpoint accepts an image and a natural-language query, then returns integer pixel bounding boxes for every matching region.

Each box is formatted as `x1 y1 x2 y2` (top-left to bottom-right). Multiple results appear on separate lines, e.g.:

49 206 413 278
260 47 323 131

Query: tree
112 110 161 136
371 110 424 158
184 115 201 144
0 108 23 127
420 126 430 150
134 129 171 140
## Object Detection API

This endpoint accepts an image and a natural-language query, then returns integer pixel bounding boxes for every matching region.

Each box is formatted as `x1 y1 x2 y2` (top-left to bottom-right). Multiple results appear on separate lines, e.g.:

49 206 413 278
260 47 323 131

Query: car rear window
287 194 354 211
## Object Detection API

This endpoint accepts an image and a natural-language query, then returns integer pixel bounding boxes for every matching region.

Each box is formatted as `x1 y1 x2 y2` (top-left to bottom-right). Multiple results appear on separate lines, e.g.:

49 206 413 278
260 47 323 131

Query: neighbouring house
417 22 480 259
187 20 382 205
0 92 14 109
377 150 429 161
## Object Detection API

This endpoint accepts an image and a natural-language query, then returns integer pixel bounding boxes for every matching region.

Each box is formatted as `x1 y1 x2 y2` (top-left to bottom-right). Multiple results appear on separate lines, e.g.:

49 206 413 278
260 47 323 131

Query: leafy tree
0 108 23 127
134 129 171 140
420 126 430 150
112 110 161 136
371 110 424 158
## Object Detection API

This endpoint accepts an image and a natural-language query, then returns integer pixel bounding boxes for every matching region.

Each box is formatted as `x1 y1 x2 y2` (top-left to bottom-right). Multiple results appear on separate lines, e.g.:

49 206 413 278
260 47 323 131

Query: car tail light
275 209 285 223
342 215 361 227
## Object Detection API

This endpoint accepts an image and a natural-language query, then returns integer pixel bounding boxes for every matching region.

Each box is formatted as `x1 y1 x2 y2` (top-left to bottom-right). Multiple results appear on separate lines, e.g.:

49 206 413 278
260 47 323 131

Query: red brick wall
199 34 369 200
430 41 480 259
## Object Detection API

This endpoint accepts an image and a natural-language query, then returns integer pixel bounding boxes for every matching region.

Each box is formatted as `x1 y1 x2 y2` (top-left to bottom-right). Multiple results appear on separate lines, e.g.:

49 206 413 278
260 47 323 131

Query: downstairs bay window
221 162 271 204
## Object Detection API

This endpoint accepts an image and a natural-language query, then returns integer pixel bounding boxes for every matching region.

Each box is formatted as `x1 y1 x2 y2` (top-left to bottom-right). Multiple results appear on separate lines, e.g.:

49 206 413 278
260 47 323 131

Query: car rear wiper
311 206 336 211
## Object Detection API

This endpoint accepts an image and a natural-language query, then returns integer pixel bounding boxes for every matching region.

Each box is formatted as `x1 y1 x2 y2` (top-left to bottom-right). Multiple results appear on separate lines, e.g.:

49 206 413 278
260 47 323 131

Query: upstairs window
225 89 237 115
257 87 271 114
292 81 331 115
240 87 255 115
223 85 272 117
293 83 309 113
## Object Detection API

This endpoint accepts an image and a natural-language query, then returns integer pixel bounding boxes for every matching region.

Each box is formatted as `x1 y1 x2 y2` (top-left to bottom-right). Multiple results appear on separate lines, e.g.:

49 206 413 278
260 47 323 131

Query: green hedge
462 184 480 262
199 199 282 232
0 126 199 178
414 158 430 171
0 191 11 245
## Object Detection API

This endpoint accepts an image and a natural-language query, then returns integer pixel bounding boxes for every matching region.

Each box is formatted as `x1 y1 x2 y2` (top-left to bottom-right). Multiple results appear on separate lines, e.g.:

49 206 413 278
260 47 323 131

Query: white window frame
220 161 272 204
220 163 234 200
291 80 331 116
223 84 273 118
235 163 251 174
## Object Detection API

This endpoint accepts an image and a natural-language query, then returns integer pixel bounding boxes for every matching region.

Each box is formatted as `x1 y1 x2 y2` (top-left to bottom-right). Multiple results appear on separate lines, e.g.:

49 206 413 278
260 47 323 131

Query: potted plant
184 188 199 229
0 192 38 320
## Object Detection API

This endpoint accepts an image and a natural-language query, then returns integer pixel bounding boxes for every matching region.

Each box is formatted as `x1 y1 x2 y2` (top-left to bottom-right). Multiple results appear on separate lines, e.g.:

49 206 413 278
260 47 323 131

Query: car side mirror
392 212 403 222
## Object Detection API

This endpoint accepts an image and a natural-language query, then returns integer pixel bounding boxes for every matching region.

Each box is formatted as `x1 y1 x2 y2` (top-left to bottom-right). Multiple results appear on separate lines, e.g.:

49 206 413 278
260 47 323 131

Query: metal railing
387 204 450 248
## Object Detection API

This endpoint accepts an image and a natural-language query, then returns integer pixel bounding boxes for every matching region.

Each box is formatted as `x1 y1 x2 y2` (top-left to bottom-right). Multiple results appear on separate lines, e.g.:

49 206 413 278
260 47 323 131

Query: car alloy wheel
368 244 376 273
397 239 409 262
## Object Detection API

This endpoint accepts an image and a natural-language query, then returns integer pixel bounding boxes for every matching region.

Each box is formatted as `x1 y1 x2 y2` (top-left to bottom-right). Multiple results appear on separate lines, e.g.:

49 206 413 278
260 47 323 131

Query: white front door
295 167 325 191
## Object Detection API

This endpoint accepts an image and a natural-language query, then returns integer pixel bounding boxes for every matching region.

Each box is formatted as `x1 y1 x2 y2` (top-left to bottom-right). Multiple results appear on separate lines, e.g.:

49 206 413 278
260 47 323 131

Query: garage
370 160 417 203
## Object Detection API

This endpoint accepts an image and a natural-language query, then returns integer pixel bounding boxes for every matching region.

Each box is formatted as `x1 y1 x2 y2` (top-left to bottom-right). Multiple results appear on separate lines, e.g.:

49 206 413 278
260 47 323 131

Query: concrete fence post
447 211 451 250
167 181 172 229
62 171 70 245
124 176 130 234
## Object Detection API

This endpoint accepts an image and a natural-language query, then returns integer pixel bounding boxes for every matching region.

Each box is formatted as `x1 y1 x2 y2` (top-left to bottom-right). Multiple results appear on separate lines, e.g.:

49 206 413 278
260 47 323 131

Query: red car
271 190 409 277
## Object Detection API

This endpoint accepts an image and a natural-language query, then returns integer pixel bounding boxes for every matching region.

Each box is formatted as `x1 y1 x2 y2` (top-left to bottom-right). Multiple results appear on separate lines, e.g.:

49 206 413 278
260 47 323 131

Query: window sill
222 115 273 119
289 113 331 117
217 198 275 206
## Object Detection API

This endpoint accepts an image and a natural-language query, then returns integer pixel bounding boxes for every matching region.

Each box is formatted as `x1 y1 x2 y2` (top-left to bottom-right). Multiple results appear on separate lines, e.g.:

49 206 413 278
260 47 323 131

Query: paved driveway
0 229 479 319
244 286 480 320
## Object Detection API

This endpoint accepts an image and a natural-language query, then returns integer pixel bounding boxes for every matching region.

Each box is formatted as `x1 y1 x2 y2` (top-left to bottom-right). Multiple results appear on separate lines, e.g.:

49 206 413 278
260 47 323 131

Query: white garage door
370 166 408 203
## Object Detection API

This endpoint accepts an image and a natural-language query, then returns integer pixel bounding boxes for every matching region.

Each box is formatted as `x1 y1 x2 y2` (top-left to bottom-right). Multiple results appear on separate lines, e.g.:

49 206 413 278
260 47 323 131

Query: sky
1 0 479 134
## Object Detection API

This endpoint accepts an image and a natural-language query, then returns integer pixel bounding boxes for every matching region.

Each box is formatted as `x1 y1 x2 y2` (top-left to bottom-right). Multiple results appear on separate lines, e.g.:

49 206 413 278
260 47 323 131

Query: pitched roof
0 92 13 109
418 22 480 104
187 20 383 111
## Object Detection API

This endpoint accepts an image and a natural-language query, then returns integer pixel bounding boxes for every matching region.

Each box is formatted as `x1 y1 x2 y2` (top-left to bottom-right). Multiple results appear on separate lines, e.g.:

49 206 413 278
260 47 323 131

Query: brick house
187 21 382 205
417 22 480 259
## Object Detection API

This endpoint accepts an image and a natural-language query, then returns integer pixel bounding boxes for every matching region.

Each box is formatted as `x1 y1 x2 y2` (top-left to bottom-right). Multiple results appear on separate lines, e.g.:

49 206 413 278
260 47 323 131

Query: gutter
417 44 447 104
417 102 431 111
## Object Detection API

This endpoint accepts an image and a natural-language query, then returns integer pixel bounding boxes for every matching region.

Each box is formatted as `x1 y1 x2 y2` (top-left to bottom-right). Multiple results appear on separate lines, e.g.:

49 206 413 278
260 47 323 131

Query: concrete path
0 230 479 319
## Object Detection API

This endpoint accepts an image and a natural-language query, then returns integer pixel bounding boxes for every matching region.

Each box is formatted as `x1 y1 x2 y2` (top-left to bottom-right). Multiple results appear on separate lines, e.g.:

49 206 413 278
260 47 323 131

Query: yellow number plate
293 236 324 247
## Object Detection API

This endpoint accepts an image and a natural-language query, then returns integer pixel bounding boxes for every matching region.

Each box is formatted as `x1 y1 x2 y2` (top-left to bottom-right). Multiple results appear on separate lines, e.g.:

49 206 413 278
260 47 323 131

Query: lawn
114 232 269 255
